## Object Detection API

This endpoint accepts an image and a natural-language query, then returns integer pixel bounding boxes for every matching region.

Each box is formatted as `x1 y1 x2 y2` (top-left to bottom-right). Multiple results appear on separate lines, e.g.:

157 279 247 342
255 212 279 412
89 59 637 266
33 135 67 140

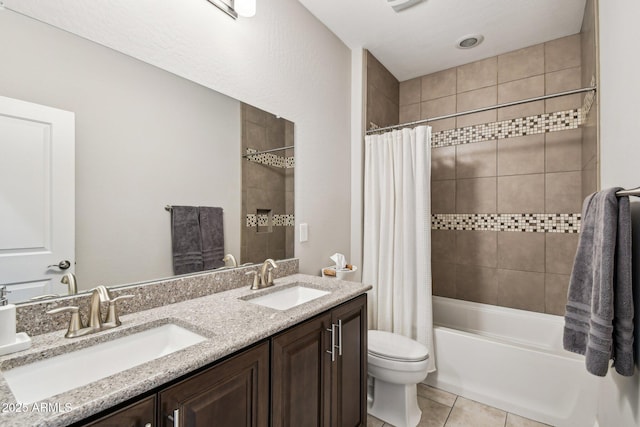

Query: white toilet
367 330 430 427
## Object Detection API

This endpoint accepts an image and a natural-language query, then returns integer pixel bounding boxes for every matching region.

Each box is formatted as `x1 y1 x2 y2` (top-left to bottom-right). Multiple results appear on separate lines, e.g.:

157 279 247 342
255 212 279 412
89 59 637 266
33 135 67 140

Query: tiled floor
367 384 552 427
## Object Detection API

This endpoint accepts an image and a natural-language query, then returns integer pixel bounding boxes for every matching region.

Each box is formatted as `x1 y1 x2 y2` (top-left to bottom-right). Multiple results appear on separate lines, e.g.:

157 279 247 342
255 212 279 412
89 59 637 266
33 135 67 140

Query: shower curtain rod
242 145 294 158
365 86 597 135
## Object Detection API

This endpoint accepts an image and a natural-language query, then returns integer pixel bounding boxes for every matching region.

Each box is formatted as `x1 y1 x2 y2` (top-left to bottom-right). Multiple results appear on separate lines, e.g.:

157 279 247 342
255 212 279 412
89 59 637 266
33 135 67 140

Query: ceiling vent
387 0 425 13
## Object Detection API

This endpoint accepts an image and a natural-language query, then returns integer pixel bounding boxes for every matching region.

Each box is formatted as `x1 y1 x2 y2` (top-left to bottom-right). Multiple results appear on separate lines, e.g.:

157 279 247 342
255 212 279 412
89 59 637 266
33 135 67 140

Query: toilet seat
368 330 429 362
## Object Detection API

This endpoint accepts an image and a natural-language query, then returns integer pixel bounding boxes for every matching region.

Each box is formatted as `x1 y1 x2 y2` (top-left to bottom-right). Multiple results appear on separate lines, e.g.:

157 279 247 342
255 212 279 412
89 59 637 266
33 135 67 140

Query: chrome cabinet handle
167 408 180 427
337 319 343 356
47 260 71 270
326 324 336 362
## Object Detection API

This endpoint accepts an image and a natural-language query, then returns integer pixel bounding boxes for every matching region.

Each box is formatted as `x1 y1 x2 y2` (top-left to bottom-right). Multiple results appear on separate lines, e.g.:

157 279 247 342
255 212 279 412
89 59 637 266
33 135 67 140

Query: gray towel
563 188 634 376
199 206 225 270
171 206 204 275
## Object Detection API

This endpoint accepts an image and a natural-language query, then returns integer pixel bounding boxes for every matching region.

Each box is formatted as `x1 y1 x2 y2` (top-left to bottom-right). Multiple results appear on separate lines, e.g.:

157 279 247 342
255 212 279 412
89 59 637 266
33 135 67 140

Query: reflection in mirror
0 10 294 304
241 104 295 264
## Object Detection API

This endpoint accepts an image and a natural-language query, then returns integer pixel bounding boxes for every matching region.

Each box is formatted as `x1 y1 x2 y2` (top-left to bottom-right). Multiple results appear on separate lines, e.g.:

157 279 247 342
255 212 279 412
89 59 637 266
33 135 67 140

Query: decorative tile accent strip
246 214 295 227
431 109 582 148
245 148 295 168
431 213 581 233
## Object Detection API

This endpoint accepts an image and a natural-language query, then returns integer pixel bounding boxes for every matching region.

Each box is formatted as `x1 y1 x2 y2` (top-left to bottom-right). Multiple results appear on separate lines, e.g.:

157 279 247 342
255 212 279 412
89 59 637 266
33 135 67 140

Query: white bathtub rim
433 324 585 360
433 296 568 351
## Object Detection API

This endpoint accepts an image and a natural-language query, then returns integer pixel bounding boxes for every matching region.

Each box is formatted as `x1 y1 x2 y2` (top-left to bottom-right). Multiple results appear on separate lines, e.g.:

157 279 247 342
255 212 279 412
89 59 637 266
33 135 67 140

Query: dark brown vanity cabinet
271 294 367 427
160 341 270 427
329 295 367 427
79 294 366 427
83 395 155 427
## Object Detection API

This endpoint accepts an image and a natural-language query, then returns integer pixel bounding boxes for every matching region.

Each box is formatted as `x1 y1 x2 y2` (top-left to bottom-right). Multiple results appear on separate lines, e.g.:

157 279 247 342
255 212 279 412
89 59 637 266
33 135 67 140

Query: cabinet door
83 395 155 427
159 341 269 427
271 312 332 427
331 294 367 427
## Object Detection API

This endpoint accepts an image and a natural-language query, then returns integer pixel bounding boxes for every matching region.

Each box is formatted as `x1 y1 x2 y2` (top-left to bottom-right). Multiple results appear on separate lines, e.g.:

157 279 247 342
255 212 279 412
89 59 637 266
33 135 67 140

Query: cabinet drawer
83 395 155 427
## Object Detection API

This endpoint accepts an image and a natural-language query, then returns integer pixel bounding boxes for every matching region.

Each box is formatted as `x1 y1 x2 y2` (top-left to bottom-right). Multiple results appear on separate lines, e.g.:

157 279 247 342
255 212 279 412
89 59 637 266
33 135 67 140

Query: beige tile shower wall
401 36 586 315
241 103 289 264
366 51 400 128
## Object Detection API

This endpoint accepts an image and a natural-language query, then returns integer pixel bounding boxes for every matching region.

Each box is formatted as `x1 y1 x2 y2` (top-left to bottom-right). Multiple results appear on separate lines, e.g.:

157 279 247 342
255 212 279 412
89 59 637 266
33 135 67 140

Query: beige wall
398 34 592 315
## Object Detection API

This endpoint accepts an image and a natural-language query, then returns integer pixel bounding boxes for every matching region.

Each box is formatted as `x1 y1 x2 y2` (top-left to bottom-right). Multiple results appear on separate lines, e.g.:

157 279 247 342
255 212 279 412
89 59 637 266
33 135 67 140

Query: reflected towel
199 207 225 270
171 206 204 275
563 188 634 376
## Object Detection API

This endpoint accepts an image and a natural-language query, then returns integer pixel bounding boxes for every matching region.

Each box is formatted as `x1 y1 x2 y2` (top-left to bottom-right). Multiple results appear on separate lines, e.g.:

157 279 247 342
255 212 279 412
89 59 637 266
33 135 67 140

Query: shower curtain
362 125 435 372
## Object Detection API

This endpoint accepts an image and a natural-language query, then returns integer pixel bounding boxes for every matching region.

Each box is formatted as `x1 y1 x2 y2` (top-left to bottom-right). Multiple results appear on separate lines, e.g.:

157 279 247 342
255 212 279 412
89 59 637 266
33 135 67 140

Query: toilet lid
368 330 429 362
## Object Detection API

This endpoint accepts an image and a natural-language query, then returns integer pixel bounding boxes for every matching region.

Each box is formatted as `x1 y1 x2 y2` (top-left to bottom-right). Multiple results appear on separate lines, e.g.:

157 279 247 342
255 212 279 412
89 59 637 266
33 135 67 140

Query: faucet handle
104 295 134 326
245 271 260 290
47 306 84 338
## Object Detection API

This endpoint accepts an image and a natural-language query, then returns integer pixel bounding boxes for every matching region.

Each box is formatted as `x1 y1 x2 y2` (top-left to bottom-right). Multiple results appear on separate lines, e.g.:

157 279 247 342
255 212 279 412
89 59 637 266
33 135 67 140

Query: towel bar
616 187 640 197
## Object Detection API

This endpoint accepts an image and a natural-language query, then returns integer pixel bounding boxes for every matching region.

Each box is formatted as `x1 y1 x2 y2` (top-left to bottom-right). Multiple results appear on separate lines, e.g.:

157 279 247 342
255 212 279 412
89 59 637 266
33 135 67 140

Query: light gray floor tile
506 413 552 427
417 395 452 427
367 414 386 426
444 397 507 427
370 385 551 427
418 383 457 407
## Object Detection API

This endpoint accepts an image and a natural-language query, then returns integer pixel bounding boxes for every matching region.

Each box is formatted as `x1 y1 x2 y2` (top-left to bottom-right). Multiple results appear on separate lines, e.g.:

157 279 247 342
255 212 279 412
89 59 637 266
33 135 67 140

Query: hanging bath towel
171 206 204 275
563 188 634 376
199 206 225 270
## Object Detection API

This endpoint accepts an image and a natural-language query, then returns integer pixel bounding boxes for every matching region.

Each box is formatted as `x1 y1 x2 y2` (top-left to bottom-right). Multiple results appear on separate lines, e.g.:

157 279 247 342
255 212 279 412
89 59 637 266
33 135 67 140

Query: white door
0 96 75 303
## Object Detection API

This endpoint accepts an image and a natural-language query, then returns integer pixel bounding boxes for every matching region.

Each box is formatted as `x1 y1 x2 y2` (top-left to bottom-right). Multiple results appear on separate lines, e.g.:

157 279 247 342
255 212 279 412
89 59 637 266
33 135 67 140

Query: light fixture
387 0 425 13
206 0 255 19
456 34 484 49
234 0 256 18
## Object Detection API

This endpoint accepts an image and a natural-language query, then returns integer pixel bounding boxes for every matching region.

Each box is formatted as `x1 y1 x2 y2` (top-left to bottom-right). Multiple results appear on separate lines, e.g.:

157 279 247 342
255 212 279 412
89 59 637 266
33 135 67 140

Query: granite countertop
0 274 371 427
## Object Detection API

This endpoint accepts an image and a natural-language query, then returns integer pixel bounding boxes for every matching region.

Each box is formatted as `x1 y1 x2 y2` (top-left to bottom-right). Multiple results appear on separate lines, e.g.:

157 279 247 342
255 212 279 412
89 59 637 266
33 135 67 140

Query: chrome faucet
259 259 278 288
47 286 134 338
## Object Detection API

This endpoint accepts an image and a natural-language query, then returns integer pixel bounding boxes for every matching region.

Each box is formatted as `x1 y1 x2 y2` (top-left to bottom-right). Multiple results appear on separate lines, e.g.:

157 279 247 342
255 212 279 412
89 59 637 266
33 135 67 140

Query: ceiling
2 0 586 87
299 0 587 81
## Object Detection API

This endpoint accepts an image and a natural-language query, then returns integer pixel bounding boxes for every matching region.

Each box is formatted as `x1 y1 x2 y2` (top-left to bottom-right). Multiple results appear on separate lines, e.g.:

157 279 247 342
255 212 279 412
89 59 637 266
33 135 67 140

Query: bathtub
426 296 600 427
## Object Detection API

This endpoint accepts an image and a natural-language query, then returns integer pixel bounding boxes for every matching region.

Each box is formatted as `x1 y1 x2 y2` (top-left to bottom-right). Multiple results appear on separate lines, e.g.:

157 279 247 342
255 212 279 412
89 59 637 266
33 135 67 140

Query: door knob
48 260 71 270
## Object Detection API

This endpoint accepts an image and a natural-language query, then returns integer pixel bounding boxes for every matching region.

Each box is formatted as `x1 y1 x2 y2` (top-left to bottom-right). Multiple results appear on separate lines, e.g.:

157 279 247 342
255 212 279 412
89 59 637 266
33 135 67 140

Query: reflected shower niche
241 103 295 264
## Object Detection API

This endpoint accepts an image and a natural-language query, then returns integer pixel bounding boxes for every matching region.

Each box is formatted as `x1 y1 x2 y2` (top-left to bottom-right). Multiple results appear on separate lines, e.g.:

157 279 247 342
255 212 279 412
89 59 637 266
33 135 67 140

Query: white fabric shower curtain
362 125 435 373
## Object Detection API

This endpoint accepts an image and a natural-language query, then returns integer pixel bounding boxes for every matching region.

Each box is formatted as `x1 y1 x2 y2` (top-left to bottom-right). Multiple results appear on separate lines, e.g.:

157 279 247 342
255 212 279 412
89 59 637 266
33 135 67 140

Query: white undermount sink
244 284 330 311
2 323 206 404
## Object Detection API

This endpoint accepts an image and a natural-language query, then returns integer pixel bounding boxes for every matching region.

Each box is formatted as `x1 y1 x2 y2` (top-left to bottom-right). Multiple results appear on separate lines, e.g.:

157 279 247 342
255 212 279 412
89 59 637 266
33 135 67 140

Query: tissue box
321 265 358 281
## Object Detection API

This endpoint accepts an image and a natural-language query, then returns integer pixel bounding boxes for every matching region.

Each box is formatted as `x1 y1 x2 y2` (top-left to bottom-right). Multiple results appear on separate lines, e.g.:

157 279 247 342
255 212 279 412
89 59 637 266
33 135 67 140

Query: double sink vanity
0 260 370 426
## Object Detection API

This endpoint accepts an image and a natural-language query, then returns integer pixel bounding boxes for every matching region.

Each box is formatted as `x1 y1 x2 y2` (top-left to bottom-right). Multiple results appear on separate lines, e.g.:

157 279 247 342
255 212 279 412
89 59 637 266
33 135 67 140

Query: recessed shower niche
241 103 295 264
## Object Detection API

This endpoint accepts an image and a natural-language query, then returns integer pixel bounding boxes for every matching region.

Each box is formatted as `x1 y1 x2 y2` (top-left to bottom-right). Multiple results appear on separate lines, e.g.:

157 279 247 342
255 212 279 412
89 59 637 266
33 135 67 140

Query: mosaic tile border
431 213 581 233
246 214 295 227
245 148 295 168
431 108 582 148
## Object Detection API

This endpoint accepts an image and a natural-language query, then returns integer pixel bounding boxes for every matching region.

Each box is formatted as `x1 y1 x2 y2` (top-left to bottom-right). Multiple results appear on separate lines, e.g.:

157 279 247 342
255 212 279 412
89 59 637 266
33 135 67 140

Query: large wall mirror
0 11 294 303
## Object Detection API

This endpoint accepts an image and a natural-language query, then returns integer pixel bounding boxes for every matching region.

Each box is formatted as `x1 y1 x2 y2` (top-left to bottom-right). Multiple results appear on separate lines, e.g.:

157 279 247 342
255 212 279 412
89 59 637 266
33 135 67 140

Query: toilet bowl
367 330 429 427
